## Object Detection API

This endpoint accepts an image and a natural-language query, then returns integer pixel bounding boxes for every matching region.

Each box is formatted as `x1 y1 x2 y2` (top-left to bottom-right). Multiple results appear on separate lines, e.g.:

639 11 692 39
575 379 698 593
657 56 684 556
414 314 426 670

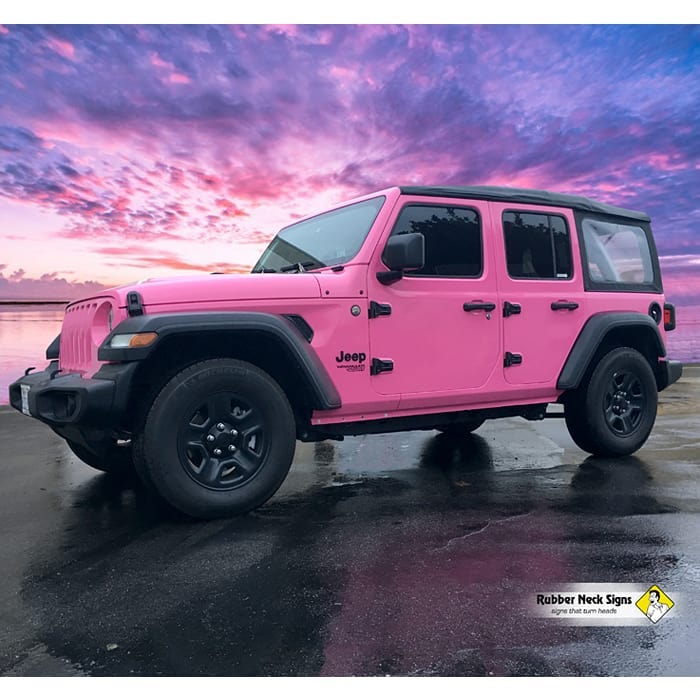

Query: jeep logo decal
335 349 367 372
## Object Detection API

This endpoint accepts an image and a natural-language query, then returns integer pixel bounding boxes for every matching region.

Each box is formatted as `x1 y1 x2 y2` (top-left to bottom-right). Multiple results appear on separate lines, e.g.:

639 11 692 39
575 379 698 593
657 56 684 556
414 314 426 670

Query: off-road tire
564 347 657 457
133 358 296 519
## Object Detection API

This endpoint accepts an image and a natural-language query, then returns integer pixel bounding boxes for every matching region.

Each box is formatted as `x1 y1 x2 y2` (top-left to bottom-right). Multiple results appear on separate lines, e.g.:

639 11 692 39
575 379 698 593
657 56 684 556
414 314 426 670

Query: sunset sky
1 24 699 312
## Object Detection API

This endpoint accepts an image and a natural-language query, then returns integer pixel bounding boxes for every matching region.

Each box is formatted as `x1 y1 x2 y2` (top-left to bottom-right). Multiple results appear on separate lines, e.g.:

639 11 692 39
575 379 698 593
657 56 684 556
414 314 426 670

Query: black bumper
8 361 137 428
659 359 683 391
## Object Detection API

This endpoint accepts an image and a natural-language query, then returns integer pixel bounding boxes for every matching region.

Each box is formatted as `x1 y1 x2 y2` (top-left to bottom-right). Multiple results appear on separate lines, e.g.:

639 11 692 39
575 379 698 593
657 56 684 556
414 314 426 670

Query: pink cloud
150 52 174 70
0 25 9 35
46 37 75 60
169 72 191 85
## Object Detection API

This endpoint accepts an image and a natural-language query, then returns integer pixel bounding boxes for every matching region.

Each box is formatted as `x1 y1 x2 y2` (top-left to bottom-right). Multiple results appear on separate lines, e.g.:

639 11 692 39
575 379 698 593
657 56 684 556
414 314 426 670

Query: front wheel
133 359 297 519
66 439 133 475
564 347 657 457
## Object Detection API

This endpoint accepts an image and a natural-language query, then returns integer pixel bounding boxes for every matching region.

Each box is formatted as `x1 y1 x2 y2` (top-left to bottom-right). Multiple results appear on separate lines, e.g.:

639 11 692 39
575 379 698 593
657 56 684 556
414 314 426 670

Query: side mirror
378 233 425 284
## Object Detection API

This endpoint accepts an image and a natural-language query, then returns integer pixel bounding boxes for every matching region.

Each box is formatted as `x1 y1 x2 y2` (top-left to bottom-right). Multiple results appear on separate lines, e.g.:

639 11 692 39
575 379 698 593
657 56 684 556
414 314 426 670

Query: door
366 198 501 399
492 203 587 385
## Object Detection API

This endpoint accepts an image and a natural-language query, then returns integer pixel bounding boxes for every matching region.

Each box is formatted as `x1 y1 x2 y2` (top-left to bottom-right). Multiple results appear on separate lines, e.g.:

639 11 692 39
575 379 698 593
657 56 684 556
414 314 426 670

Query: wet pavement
1 367 699 676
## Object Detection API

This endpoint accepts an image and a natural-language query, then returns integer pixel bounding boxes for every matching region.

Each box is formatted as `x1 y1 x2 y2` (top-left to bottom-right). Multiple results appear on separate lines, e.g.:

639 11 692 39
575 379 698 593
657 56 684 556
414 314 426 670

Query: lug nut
228 445 236 452
217 423 225 430
230 429 238 437
206 435 215 442
214 448 222 456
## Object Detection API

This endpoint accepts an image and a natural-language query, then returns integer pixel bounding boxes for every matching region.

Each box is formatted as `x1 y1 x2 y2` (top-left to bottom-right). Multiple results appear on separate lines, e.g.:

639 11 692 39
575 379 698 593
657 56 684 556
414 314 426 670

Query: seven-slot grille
59 300 104 375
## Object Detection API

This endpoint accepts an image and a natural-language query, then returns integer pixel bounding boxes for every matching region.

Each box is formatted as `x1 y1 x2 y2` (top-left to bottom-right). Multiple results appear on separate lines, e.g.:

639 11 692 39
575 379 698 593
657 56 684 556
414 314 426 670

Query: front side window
503 211 572 279
253 196 385 272
581 219 654 285
389 205 482 277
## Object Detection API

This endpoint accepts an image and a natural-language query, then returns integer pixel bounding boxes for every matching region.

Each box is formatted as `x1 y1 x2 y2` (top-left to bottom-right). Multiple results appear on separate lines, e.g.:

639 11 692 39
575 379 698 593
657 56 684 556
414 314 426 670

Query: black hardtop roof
399 185 651 223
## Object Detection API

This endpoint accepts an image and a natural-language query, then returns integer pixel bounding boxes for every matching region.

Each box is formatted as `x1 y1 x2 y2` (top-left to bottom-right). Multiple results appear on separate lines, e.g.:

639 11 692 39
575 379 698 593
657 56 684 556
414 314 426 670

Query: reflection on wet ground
1 370 699 676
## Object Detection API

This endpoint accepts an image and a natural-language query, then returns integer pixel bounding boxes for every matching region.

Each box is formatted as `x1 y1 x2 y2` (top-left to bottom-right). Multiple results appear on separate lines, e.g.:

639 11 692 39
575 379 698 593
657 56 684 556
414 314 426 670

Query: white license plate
20 384 31 416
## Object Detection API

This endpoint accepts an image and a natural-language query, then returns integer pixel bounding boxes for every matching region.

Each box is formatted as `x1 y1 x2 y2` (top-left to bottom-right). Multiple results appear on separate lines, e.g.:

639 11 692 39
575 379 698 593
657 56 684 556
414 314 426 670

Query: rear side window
390 205 482 278
503 212 572 279
581 219 654 284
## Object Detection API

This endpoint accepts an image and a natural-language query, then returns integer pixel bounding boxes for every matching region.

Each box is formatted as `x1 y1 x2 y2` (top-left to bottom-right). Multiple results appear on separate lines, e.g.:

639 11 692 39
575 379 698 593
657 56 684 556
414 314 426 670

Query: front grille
59 299 107 376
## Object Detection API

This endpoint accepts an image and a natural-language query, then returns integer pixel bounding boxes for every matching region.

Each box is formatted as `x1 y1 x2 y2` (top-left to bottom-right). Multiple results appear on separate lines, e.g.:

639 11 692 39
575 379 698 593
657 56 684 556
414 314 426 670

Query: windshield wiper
279 261 318 273
252 267 277 273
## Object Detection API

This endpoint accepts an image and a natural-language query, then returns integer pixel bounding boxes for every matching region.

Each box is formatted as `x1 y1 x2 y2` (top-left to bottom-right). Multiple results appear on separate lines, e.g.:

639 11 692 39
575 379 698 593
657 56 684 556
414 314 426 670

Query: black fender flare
557 312 666 391
98 312 341 410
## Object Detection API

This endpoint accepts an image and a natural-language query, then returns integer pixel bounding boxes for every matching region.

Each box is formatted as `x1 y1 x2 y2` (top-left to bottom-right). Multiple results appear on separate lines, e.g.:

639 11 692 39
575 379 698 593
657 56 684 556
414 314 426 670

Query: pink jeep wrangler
10 186 682 518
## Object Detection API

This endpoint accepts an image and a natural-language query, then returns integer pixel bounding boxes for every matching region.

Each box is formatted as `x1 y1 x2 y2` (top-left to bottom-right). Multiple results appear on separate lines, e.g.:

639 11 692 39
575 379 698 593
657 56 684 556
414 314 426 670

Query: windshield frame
252 195 386 273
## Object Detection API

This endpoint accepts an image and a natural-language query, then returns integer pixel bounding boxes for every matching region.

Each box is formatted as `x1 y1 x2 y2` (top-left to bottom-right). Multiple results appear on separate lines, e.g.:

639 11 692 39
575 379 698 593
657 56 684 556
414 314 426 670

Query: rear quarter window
581 219 654 285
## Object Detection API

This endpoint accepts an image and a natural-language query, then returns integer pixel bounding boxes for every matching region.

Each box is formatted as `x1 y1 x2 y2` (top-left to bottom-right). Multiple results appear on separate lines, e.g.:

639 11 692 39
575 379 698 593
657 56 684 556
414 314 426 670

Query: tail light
663 303 676 331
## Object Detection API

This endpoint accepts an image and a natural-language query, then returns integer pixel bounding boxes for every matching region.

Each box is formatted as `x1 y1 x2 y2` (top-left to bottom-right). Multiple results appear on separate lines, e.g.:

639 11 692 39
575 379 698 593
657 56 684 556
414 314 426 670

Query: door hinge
504 352 523 367
503 301 522 318
370 358 394 375
368 301 392 319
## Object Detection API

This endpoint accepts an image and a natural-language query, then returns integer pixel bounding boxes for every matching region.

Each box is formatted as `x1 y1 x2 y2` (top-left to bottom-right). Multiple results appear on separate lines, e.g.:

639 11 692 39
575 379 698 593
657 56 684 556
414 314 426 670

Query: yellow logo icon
636 585 674 624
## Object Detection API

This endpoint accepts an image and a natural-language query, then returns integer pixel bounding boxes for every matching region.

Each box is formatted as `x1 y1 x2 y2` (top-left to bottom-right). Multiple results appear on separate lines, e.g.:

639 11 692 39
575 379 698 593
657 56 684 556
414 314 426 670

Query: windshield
252 196 385 272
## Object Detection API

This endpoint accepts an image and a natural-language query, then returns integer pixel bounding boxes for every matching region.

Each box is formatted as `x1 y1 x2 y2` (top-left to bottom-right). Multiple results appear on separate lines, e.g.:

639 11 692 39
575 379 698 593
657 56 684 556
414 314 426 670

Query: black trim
127 291 144 316
377 270 403 285
283 314 314 342
463 301 496 312
309 403 549 439
368 301 392 319
659 359 682 390
649 302 662 325
551 301 579 311
99 312 341 411
557 312 666 390
370 358 394 376
503 301 521 317
45 334 61 360
504 352 522 367
9 361 138 427
399 185 650 222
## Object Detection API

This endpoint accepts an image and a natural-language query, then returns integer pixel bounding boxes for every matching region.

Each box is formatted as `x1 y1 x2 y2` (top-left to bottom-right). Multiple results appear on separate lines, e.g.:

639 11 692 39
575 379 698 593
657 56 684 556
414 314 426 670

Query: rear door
490 203 587 385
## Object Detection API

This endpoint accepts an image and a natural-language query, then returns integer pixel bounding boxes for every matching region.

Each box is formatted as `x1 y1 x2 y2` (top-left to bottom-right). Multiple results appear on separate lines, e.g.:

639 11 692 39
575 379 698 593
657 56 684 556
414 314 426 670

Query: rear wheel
564 347 657 457
133 358 296 519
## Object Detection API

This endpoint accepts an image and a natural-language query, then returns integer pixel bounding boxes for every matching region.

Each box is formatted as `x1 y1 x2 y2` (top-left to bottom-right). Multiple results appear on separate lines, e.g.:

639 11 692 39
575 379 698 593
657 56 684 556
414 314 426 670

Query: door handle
464 301 496 312
551 300 579 311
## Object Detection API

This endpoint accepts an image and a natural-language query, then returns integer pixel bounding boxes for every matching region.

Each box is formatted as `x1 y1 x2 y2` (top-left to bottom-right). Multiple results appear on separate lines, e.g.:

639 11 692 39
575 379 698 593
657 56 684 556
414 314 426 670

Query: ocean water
1 305 698 405
0 305 64 404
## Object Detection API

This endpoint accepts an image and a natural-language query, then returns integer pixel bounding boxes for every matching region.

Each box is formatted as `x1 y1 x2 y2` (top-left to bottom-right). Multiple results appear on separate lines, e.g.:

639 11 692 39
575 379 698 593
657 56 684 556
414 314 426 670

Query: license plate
20 384 30 416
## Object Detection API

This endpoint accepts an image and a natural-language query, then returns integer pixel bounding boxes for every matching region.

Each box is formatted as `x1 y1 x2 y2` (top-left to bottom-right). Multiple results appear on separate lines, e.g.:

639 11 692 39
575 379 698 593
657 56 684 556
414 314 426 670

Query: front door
366 197 501 402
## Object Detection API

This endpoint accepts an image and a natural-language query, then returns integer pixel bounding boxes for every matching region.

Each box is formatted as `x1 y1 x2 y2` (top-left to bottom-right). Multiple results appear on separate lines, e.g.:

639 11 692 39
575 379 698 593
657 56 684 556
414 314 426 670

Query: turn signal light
109 332 158 348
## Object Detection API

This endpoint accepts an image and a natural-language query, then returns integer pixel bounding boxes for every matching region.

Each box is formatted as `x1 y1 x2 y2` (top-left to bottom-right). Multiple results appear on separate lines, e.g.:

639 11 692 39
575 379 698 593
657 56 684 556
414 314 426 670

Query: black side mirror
378 233 425 284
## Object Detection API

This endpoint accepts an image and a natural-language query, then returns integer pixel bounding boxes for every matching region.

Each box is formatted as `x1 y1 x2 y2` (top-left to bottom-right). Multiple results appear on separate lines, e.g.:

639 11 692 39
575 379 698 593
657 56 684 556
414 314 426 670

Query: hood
106 272 322 308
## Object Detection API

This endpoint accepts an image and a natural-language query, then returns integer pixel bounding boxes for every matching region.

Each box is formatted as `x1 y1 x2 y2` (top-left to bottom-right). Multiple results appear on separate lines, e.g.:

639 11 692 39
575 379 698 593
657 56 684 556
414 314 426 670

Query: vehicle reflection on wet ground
1 368 699 676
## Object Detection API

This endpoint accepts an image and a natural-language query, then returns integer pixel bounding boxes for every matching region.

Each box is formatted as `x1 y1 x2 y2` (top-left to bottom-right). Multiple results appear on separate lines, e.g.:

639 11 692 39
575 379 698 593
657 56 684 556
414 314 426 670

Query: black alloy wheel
134 358 296 519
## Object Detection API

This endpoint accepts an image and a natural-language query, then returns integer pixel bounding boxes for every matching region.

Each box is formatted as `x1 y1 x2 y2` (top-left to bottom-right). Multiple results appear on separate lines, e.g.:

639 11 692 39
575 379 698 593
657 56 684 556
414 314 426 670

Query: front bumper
9 361 137 428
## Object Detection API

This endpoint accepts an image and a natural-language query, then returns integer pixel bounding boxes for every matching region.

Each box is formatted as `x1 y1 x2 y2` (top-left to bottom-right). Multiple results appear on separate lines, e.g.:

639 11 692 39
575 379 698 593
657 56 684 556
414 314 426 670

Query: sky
1 24 699 316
